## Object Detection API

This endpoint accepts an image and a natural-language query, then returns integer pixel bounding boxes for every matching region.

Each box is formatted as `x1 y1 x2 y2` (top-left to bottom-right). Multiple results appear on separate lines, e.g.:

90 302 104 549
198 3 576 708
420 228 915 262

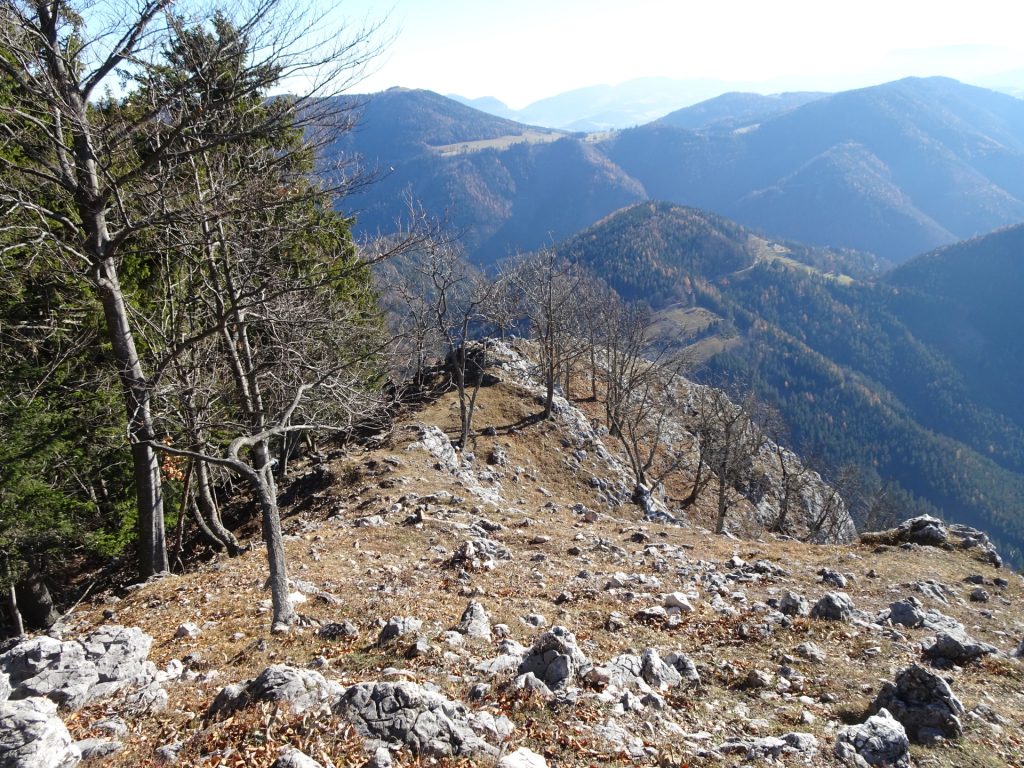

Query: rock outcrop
335 681 497 758
870 665 966 742
0 697 81 768
207 665 343 719
835 708 910 767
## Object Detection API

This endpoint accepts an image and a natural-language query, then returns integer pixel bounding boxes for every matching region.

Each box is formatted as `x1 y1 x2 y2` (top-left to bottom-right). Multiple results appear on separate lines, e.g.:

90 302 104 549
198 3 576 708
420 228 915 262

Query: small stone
75 737 124 759
794 642 827 663
969 588 990 603
810 592 855 621
665 592 695 613
498 746 547 768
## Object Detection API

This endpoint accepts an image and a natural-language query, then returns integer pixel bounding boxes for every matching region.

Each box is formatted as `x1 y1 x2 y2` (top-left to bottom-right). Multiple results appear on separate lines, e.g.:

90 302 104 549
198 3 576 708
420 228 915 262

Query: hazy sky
325 0 1024 107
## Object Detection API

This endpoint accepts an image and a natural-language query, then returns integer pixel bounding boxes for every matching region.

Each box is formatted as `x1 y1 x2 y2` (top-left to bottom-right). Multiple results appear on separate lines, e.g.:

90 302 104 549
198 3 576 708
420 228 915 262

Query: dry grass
57 375 1024 767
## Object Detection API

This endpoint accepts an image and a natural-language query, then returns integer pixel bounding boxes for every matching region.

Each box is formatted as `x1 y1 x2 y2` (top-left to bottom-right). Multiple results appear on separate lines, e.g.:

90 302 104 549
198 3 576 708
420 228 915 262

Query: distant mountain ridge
550 202 1024 566
336 77 1024 264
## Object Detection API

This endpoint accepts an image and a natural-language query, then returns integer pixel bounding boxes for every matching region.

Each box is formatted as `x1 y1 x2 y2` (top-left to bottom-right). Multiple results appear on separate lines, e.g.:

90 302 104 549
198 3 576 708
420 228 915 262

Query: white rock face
498 747 547 768
0 697 81 768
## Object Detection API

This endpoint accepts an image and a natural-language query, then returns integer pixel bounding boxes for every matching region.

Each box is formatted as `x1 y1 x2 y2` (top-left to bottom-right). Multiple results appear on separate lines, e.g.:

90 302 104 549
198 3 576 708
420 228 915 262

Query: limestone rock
456 602 492 641
922 629 998 665
335 681 497 758
0 697 81 768
835 708 910 767
810 592 855 621
779 591 810 617
665 651 701 686
870 664 965 742
887 598 924 628
0 626 154 711
719 732 817 761
317 621 359 641
517 626 591 690
377 617 423 645
207 665 343 719
173 623 201 640
0 671 10 703
498 746 547 768
73 738 124 760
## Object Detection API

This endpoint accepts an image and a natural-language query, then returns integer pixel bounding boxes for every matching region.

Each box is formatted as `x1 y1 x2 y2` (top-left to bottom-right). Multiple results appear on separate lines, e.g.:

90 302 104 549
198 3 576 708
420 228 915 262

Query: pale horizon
326 0 1024 108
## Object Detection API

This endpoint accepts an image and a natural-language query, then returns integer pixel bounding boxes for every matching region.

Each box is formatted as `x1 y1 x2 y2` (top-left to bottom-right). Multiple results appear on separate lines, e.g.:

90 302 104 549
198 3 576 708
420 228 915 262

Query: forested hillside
339 78 1024 265
545 203 1024 565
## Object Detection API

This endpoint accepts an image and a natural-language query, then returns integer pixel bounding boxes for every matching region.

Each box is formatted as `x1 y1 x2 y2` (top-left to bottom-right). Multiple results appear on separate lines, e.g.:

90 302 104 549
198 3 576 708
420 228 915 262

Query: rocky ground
2 344 1023 767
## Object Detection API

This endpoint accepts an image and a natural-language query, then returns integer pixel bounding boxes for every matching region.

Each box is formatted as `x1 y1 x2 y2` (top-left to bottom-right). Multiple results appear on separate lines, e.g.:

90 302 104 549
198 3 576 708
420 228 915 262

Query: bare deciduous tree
0 0 383 579
512 249 582 419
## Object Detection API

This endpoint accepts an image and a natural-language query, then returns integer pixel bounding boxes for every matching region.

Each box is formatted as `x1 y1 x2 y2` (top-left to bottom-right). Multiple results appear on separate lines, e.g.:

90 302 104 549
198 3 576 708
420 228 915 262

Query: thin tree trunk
4 582 24 638
93 256 169 577
250 449 293 630
195 457 243 555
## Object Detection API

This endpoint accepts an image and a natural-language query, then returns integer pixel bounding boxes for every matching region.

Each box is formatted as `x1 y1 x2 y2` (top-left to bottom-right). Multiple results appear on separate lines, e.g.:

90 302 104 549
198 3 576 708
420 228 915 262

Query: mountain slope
604 77 1024 261
546 203 1024 566
13 343 1022 768
656 91 826 131
333 79 1024 266
330 90 645 262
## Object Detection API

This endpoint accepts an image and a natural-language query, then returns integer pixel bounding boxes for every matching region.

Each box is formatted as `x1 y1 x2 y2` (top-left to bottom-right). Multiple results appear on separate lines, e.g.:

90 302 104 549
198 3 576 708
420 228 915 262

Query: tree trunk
3 582 24 639
194 446 243 555
715 477 729 534
93 257 169 577
250 447 293 630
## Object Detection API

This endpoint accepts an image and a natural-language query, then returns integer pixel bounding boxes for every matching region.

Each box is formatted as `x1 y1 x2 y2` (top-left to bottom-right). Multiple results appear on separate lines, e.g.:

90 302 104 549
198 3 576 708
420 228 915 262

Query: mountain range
552 202 1024 566
325 77 1024 562
334 77 1024 264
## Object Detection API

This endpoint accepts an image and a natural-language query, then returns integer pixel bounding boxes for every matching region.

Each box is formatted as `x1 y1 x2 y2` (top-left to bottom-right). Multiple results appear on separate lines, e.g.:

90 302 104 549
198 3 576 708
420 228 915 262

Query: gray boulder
377 617 423 645
207 665 343 719
922 629 998 665
898 515 948 546
0 637 96 709
871 665 965 742
835 708 910 767
810 592 855 621
335 681 496 758
456 602 492 641
779 591 810 617
517 626 591 690
665 651 701 686
887 598 925 628
0 671 10 703
0 626 155 711
0 697 81 768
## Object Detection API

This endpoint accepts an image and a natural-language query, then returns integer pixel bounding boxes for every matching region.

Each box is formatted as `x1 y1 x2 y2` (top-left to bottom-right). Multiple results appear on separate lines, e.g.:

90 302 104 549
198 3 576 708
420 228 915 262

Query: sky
323 0 1024 108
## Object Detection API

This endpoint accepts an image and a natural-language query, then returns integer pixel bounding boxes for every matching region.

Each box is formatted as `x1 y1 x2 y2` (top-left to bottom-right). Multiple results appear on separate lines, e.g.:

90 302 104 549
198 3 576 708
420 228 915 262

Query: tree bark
249 446 293 629
3 582 24 639
93 256 169 576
